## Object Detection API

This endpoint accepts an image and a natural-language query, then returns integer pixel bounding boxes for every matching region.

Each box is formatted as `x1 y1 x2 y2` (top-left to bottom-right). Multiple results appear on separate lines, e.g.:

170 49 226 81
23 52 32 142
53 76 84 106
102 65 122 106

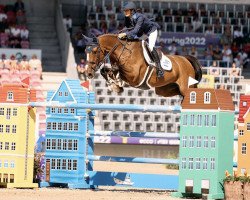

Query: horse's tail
184 55 202 83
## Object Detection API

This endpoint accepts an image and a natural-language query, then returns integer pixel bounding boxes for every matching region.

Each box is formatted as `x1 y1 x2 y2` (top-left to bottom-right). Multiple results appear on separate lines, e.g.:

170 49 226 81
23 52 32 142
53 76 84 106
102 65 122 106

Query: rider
118 2 164 77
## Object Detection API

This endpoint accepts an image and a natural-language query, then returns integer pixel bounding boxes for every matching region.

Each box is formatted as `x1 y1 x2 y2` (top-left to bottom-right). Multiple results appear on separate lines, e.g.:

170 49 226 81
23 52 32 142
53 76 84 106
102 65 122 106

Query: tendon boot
151 48 164 77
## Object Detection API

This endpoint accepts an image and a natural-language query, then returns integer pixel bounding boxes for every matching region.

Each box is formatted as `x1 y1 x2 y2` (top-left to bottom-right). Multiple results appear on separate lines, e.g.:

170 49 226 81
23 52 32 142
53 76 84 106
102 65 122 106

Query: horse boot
151 48 164 78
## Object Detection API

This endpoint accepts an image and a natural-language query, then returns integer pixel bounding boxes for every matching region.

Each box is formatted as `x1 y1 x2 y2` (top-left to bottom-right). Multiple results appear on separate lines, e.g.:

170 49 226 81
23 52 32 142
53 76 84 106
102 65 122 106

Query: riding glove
118 33 127 39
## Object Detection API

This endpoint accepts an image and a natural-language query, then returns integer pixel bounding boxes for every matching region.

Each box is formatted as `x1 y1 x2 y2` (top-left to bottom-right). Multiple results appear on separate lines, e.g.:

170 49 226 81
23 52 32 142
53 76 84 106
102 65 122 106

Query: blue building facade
40 80 95 188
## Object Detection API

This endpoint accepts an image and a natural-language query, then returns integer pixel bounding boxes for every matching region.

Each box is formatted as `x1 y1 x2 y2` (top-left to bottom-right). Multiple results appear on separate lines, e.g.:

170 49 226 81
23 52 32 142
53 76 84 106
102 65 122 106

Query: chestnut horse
85 34 202 98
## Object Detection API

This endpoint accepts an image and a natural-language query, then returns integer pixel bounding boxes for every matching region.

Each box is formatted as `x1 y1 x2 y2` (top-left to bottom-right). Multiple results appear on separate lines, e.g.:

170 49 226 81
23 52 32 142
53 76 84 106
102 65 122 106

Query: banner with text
159 32 221 47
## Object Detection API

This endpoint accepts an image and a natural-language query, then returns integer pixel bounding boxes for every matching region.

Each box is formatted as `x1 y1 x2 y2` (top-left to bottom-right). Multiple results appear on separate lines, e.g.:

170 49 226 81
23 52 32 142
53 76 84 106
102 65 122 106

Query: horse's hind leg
155 83 181 98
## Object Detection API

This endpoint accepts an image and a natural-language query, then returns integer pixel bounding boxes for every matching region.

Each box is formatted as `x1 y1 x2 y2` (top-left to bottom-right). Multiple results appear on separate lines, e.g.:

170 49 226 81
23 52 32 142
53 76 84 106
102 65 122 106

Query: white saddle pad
142 41 172 71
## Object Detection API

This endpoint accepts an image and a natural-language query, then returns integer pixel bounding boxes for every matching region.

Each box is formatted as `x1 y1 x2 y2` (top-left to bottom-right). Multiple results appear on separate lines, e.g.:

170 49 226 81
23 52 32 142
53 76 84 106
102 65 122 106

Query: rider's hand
118 33 127 39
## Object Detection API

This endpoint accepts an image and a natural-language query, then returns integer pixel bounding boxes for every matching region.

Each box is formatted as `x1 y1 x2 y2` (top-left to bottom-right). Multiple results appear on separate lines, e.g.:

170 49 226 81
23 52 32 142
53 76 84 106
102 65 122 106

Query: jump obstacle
31 80 237 193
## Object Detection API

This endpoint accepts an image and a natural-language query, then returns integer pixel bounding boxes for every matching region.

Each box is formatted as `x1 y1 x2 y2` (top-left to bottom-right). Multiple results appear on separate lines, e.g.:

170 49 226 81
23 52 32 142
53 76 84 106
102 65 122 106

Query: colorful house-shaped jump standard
173 88 234 199
0 84 38 188
237 95 250 175
40 80 95 188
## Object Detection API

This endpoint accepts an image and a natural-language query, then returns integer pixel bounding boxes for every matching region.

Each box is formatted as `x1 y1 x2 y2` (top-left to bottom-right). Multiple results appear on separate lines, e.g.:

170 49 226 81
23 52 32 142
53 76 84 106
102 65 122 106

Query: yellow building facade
0 105 38 188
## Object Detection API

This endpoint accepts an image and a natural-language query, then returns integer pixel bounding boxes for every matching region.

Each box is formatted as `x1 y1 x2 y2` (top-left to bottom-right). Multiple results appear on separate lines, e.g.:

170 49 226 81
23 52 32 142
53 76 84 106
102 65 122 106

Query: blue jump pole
88 155 179 165
29 102 182 113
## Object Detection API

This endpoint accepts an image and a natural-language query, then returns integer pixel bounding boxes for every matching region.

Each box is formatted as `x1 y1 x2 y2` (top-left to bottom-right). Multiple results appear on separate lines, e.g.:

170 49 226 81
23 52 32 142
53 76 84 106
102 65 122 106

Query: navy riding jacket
125 13 160 39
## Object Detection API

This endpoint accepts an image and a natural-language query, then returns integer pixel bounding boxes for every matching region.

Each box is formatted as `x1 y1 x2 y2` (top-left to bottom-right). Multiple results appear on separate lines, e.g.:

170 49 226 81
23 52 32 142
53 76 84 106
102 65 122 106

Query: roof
238 95 250 123
181 88 234 111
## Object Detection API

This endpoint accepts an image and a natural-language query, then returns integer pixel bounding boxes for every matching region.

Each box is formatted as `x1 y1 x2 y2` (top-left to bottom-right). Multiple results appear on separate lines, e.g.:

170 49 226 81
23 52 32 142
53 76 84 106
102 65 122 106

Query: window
242 143 247 154
12 125 16 133
64 108 68 114
12 108 17 116
190 91 196 104
65 92 69 96
47 122 51 130
243 101 247 106
51 108 56 113
204 115 209 126
211 158 215 170
4 160 8 168
57 139 62 150
52 122 57 130
0 125 3 133
247 123 250 131
0 142 2 150
204 92 211 104
10 161 15 168
197 115 202 126
46 139 51 150
239 130 244 136
59 92 62 96
241 168 246 174
51 159 56 169
7 92 14 101
11 142 16 150
183 114 188 126
181 158 187 169
74 123 78 131
0 160 1 167
58 122 62 130
63 139 67 150
211 137 216 148
68 159 72 170
73 160 77 170
196 158 201 170
6 108 11 119
0 108 4 115
57 159 61 170
190 114 195 126
5 142 9 150
203 158 208 170
73 140 78 151
52 139 56 150
6 125 10 133
189 136 195 148
68 140 72 150
197 136 202 148
62 159 67 170
188 158 194 170
58 108 62 113
204 136 209 148
70 109 75 114
63 123 68 130
211 115 216 126
69 123 73 131
182 136 187 147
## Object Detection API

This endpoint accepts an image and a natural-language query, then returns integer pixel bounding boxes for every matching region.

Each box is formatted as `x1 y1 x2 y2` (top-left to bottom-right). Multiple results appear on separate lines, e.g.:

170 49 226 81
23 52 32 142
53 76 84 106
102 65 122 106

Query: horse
85 34 202 98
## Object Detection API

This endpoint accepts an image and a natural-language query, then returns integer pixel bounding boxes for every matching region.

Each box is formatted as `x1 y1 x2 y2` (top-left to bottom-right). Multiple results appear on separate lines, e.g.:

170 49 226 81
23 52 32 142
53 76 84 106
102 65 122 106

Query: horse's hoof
111 84 123 93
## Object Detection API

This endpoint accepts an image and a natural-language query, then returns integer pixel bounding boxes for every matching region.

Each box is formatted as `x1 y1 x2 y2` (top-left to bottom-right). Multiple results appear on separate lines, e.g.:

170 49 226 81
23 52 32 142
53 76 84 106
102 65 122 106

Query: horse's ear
82 34 98 45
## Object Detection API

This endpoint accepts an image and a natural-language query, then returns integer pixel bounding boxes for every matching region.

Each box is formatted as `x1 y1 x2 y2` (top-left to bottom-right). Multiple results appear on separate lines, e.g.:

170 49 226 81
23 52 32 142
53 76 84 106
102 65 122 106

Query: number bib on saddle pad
142 40 172 71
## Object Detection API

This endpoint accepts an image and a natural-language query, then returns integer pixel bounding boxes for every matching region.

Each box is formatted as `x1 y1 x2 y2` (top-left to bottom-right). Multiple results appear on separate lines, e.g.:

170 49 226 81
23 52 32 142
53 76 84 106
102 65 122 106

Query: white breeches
148 29 158 51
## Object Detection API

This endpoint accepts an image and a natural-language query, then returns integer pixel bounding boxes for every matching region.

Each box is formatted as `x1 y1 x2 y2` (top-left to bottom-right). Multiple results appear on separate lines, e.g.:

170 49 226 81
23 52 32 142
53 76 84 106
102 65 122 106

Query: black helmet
123 2 136 11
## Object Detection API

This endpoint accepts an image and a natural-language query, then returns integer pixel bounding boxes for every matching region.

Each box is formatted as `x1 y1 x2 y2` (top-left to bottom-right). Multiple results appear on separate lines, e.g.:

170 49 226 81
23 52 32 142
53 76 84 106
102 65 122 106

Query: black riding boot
151 48 164 77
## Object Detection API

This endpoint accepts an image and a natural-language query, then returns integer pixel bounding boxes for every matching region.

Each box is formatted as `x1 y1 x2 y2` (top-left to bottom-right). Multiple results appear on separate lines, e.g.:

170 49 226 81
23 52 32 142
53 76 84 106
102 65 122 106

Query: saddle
142 41 172 71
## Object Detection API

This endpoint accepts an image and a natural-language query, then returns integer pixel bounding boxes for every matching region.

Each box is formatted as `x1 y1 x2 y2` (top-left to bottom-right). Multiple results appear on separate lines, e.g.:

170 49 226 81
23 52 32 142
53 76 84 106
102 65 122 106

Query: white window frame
51 159 56 169
64 108 68 114
70 109 75 114
211 136 216 148
183 114 188 126
190 114 195 126
189 136 195 148
0 108 4 115
190 91 196 104
6 108 11 119
7 91 14 101
11 142 16 150
12 108 17 116
211 115 216 127
247 123 250 131
52 139 56 150
182 136 187 147
4 160 8 168
188 158 194 170
68 140 72 150
181 158 187 169
211 158 215 170
51 108 56 113
204 115 209 127
12 125 16 133
204 136 209 148
10 160 15 168
59 92 62 96
74 123 78 131
196 158 201 170
0 125 3 133
63 139 67 150
56 159 61 170
0 142 2 150
5 142 9 150
65 92 69 96
242 143 247 154
73 160 77 170
197 136 202 148
58 108 62 114
203 158 208 170
6 125 10 133
58 122 62 130
69 123 73 131
62 159 67 170
52 122 57 130
204 92 211 104
73 140 78 151
68 159 72 170
243 101 247 106
63 123 68 130
47 122 51 130
197 115 202 126
46 139 51 150
57 139 62 150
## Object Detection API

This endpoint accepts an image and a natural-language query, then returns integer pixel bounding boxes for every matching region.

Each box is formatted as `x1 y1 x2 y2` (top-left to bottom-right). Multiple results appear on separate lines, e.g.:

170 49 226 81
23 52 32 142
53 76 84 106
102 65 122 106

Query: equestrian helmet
123 2 136 11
